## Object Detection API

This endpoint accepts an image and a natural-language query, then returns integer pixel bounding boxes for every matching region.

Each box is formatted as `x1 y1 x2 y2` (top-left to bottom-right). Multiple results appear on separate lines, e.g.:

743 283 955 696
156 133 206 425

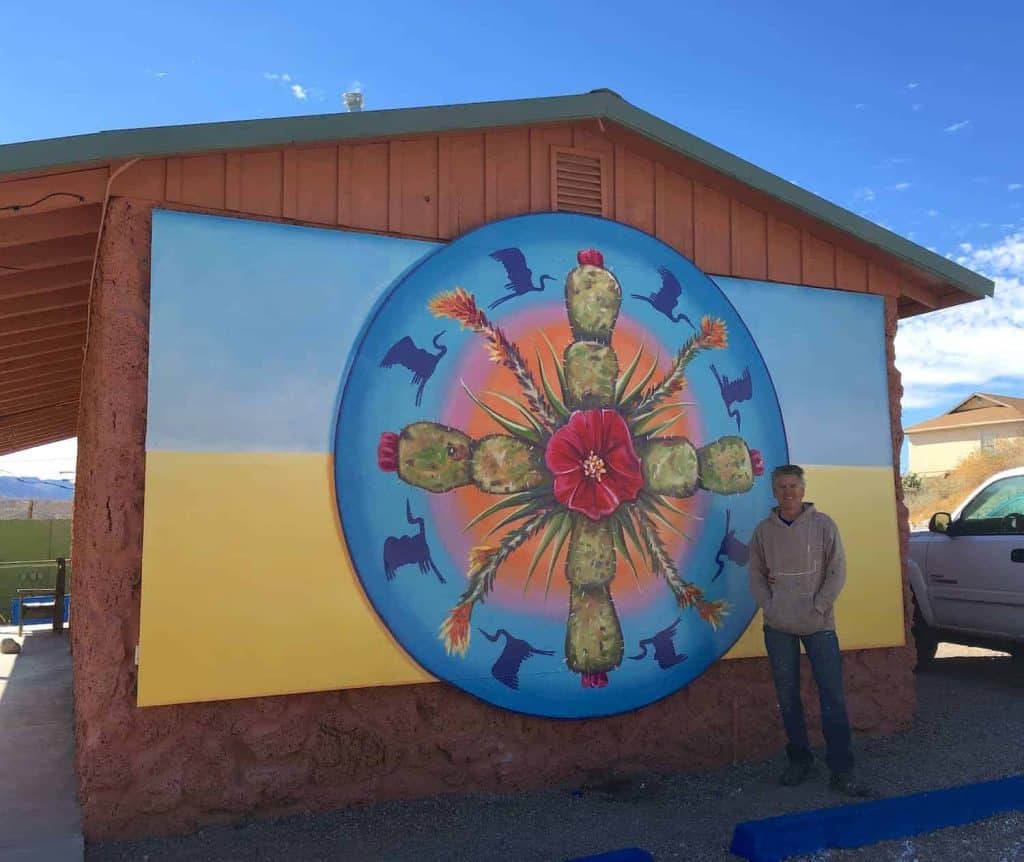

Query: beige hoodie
748 503 846 635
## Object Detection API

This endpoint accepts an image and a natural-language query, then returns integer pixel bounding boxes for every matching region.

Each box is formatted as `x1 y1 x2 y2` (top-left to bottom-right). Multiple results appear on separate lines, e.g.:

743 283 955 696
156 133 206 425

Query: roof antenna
343 82 364 112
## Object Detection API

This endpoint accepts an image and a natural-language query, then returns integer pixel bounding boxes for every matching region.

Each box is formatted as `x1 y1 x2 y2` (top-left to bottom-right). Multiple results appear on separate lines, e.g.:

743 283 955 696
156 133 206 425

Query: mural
139 209 904 710
335 214 787 718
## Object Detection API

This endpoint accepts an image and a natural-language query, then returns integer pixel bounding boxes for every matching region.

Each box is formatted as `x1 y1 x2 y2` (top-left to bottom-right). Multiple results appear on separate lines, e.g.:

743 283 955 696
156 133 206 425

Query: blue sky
1 0 1022 476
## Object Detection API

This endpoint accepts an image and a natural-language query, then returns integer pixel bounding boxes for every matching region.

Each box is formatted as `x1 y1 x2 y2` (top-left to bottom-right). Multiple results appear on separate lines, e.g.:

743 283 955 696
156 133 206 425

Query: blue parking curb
565 849 654 862
730 775 1024 861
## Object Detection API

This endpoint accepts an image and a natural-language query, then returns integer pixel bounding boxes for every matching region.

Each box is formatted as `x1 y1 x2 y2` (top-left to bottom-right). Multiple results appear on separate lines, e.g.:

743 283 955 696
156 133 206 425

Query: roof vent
550 147 610 216
343 90 364 112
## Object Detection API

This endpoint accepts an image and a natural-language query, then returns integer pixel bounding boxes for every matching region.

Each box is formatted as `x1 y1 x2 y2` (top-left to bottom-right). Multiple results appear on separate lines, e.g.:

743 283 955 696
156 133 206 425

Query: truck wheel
912 597 938 670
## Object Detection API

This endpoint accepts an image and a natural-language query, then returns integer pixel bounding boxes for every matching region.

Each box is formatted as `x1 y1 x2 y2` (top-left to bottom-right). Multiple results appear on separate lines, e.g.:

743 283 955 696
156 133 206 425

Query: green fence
0 520 72 623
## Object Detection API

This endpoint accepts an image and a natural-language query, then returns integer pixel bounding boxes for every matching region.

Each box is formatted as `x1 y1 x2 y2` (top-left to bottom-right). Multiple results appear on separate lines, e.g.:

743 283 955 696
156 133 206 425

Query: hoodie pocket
766 570 818 632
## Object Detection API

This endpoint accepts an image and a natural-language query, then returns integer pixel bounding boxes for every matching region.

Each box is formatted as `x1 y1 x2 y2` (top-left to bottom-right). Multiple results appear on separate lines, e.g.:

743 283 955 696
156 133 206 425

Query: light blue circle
335 213 787 719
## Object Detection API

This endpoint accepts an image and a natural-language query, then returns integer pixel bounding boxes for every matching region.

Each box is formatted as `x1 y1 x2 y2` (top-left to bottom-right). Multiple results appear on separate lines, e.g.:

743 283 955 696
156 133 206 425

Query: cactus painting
335 213 787 718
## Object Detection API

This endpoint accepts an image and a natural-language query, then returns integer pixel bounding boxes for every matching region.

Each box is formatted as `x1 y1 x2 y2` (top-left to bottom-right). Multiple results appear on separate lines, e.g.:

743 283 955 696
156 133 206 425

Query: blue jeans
763 625 854 774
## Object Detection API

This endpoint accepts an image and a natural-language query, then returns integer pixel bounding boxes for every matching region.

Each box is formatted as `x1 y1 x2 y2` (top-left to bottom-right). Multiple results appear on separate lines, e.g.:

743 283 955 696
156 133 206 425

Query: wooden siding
85 121 943 308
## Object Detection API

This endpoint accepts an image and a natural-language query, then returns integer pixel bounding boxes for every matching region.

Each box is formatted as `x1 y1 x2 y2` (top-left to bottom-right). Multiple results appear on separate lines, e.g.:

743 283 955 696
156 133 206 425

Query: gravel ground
89 644 1024 862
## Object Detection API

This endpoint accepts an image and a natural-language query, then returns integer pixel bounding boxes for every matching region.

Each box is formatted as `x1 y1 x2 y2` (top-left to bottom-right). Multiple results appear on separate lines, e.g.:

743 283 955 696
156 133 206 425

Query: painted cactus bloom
380 248 766 689
546 409 643 521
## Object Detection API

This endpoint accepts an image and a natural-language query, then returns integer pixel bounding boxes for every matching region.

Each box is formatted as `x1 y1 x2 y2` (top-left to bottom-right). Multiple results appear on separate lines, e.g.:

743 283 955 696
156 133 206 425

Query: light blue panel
714 277 893 468
147 210 439 453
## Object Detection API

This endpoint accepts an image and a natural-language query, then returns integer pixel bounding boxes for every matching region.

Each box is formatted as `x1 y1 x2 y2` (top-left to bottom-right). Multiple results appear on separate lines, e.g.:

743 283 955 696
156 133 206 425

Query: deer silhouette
631 266 695 329
710 364 753 432
713 508 750 582
478 628 554 689
380 332 447 406
382 500 445 584
488 248 556 309
629 617 688 669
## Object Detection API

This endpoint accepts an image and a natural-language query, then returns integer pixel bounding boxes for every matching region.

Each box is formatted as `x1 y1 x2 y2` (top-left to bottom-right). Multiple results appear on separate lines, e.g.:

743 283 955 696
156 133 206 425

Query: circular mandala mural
335 213 787 718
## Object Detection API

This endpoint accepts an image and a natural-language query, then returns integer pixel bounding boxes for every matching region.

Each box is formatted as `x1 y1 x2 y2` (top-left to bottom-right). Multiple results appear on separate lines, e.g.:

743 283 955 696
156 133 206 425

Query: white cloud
905 81 920 90
896 231 1024 410
944 120 970 133
1010 183 1023 191
152 71 169 78
854 186 876 203
0 439 77 480
291 84 308 100
893 182 913 191
912 103 924 111
926 209 939 218
854 103 868 110
263 72 281 79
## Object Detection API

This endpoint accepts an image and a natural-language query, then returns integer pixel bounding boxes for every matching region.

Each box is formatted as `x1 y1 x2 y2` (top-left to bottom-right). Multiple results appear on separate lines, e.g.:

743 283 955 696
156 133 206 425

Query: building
905 393 1024 476
0 90 993 841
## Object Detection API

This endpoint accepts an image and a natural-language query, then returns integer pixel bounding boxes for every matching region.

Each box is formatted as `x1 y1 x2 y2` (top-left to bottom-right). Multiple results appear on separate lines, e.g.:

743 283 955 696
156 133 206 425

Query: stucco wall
71 198 916 841
907 422 1024 475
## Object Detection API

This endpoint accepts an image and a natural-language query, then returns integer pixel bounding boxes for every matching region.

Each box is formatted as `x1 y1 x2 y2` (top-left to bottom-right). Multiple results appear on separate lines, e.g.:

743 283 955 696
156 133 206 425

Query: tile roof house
905 393 1024 475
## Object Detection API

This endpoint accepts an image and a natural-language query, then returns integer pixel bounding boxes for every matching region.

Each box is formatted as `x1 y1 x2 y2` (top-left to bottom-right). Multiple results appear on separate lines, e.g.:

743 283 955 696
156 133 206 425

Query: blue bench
10 595 70 627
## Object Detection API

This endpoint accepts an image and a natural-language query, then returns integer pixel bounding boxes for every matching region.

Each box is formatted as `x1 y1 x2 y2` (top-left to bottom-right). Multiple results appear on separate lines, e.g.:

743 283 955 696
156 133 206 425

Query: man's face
773 475 805 511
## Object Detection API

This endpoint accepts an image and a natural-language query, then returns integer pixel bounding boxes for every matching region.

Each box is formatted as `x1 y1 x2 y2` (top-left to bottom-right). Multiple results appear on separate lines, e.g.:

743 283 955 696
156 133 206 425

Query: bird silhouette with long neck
478 628 554 689
488 248 556 309
710 364 753 432
629 617 688 670
379 331 447 406
631 266 695 329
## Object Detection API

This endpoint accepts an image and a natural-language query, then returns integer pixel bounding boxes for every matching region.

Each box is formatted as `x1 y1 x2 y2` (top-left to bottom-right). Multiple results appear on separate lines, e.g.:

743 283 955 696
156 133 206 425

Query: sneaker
778 760 814 786
829 771 870 797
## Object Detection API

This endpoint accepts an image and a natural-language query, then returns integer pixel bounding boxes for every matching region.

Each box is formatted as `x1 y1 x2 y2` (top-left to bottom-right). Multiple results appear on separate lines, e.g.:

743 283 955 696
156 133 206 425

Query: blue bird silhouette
488 248 556 309
710 364 753 432
383 500 445 584
629 617 688 669
380 332 447 406
631 266 696 329
713 508 750 582
478 628 554 689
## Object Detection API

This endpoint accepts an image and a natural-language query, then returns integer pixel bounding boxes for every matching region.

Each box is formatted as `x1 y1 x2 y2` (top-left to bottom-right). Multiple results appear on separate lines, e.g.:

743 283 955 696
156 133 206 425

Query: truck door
925 475 1024 638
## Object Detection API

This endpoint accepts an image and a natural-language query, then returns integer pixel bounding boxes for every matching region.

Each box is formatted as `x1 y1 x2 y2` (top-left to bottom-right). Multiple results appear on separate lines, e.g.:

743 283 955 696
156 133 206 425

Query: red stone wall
71 198 917 841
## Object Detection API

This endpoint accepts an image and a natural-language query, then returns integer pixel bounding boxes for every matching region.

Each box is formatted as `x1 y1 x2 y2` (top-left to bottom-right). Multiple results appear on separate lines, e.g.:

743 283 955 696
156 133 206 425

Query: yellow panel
139 456 903 705
724 464 905 659
138 451 434 706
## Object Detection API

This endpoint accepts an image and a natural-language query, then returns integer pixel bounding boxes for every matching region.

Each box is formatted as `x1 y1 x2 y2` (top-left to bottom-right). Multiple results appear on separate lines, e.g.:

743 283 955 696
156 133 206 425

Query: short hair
771 464 805 486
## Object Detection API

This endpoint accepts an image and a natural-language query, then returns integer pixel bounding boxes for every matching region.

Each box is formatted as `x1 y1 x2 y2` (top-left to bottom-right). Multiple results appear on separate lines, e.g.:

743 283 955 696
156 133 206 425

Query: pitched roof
0 89 995 301
905 393 1024 433
0 89 998 456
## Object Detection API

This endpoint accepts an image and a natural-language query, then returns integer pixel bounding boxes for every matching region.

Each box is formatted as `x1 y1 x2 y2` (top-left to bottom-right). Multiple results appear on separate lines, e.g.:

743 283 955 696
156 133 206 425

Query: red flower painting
545 409 644 521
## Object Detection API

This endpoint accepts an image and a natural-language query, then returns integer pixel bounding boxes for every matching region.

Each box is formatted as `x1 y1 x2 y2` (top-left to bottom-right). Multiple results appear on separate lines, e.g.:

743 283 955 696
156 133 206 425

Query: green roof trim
0 90 993 299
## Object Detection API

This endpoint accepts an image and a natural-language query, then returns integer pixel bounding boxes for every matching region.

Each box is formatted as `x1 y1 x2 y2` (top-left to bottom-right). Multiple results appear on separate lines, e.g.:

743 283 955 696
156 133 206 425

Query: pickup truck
907 466 1024 666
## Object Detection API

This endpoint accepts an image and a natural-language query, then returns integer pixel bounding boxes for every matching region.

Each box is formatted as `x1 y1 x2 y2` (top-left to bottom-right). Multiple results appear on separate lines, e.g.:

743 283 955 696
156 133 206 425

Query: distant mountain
0 477 75 500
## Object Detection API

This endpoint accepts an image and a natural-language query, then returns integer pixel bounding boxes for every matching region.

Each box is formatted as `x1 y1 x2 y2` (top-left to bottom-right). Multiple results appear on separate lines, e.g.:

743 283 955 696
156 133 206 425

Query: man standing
748 464 866 796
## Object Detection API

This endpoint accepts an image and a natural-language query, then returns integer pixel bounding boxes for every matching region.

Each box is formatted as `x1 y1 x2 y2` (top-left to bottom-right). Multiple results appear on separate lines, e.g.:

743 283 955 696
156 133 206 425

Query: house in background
905 393 1024 475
